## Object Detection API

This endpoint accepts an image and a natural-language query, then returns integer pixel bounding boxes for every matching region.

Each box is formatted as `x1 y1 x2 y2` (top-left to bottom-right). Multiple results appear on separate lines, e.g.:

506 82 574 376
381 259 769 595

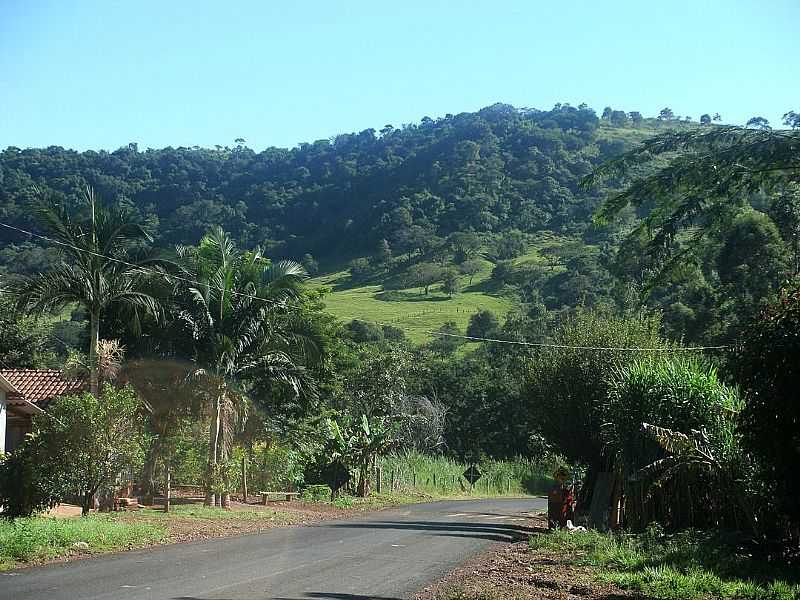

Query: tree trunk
82 491 93 516
205 393 222 506
88 310 100 396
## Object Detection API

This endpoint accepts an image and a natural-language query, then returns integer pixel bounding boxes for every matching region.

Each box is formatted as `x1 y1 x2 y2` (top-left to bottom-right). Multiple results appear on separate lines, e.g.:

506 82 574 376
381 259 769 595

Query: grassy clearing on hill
314 267 514 343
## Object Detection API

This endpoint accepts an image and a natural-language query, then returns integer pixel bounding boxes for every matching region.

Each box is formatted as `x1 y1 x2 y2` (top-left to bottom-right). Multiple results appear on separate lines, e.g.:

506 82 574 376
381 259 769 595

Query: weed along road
1 498 545 600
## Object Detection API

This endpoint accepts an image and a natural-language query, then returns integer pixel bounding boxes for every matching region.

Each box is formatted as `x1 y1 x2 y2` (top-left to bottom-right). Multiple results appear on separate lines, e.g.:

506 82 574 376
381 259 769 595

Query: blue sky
1 0 797 151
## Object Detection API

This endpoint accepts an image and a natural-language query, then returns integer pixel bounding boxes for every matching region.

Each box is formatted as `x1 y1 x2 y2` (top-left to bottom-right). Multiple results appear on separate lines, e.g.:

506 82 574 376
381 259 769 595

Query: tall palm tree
13 187 163 395
175 227 320 506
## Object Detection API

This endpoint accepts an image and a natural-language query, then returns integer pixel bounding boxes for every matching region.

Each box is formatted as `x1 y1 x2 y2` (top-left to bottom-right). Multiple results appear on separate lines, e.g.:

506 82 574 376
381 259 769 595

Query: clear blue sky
2 0 797 151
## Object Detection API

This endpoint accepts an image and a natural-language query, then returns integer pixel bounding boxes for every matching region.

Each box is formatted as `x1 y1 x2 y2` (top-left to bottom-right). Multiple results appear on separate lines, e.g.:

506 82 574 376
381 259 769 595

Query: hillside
0 104 704 343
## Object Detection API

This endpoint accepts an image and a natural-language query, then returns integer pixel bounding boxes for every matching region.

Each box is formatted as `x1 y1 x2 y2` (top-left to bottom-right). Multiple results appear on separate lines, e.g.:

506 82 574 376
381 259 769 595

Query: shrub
301 484 332 502
0 385 144 518
604 357 753 531
736 282 800 534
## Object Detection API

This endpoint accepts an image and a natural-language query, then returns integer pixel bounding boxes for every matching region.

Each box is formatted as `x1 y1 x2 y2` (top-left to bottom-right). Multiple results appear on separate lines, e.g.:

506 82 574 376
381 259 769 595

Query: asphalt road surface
0 498 546 600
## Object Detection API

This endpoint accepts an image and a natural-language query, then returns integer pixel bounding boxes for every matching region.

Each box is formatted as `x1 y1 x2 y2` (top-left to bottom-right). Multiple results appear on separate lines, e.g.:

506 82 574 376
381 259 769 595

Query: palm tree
13 187 163 395
175 227 320 507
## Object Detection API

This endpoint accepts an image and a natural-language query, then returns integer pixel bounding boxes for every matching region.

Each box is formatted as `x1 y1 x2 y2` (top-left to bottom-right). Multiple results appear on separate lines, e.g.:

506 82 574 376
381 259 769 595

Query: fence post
433 473 436 487
376 466 382 494
391 470 395 491
413 472 417 487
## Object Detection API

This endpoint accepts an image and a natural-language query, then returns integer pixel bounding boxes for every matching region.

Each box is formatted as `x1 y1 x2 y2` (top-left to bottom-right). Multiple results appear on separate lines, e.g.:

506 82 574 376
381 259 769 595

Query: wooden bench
259 491 300 504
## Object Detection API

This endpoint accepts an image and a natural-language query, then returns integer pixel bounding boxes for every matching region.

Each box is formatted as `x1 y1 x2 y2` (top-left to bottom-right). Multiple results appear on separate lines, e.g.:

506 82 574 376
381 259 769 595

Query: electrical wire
1 220 731 352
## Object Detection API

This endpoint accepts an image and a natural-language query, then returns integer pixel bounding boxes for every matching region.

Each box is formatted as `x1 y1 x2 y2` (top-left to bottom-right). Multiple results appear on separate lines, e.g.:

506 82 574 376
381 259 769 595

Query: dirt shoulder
413 513 636 600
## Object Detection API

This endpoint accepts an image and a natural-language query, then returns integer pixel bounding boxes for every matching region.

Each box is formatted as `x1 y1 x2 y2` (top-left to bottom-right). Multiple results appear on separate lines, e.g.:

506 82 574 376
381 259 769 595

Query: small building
0 369 86 453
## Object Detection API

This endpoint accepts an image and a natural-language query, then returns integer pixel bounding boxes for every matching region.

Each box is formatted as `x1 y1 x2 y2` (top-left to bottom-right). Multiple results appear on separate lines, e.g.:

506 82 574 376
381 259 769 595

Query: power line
1 220 730 352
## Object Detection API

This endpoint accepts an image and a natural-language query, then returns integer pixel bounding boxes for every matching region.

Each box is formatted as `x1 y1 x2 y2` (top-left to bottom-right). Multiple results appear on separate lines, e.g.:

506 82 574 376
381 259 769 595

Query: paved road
0 498 545 600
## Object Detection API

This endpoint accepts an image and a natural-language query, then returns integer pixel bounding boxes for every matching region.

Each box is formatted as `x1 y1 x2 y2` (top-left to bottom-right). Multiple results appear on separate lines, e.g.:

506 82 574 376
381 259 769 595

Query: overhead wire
1 220 731 352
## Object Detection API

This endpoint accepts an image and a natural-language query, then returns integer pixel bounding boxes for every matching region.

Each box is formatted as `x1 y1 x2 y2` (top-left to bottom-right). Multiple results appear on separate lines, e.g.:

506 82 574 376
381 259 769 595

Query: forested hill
11 103 771 347
0 103 648 267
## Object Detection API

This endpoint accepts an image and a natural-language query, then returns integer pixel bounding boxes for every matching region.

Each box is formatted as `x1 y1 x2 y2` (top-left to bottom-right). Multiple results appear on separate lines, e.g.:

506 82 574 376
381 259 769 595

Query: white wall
0 390 6 454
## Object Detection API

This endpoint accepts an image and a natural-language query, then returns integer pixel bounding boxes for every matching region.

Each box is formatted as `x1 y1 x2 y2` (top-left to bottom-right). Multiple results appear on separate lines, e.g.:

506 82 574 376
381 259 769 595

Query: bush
301 484 332 502
0 385 144 518
605 357 753 531
736 283 800 533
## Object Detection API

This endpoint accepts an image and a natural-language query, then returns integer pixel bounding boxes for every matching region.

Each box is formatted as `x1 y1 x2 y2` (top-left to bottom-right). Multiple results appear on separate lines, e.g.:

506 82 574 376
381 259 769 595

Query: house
0 369 86 453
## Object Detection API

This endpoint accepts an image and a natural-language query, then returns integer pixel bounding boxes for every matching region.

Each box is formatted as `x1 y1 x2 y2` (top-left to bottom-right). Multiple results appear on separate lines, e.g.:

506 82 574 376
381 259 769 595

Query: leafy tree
345 319 384 343
408 262 443 295
602 106 613 120
713 112 722 121
459 258 483 285
736 282 800 533
628 111 643 126
609 110 628 127
783 110 800 129
716 209 788 317
441 269 459 297
0 296 56 367
700 113 712 125
122 359 201 511
0 385 144 516
769 185 800 275
525 310 666 507
490 229 527 260
11 188 163 395
658 107 675 121
301 253 319 276
449 231 481 263
588 125 800 276
349 257 372 281
746 116 771 130
466 309 500 339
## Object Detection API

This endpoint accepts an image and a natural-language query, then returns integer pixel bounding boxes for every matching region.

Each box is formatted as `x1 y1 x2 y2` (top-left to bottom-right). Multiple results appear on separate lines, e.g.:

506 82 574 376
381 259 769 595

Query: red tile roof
0 369 86 408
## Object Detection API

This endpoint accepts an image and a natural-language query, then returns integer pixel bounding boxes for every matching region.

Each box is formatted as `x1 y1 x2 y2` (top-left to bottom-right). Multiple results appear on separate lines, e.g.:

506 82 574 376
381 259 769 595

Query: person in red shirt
548 467 575 529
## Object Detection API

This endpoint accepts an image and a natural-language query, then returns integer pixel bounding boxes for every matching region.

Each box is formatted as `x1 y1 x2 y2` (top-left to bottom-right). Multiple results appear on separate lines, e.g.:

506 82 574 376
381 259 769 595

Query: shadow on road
322 519 544 543
175 595 402 600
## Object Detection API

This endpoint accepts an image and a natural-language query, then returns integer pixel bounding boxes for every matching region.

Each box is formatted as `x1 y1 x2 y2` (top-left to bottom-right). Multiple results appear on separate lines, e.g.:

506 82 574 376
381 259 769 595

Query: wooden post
391 470 395 491
376 466 382 494
413 472 416 487
242 454 248 503
433 472 437 487
164 465 171 513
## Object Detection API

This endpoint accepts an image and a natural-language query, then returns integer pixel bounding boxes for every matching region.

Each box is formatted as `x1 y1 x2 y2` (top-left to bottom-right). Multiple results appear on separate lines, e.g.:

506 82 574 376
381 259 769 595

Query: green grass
0 515 166 570
313 268 514 344
378 451 558 496
529 527 800 600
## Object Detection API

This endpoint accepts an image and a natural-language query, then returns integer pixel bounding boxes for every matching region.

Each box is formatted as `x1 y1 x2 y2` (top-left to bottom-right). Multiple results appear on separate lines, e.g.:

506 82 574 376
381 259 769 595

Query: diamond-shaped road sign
463 464 482 485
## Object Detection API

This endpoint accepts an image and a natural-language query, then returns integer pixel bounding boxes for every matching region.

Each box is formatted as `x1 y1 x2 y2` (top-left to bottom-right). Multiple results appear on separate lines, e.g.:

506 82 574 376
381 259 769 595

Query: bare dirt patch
414 514 637 600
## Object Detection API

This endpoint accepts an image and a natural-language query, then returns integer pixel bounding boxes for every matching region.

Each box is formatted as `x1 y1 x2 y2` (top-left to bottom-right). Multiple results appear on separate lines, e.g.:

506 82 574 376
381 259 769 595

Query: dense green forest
4 103 793 348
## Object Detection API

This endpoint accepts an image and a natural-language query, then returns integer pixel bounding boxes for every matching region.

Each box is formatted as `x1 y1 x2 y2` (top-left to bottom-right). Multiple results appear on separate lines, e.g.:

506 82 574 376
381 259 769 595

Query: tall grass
377 451 558 496
530 527 800 600
0 515 166 569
